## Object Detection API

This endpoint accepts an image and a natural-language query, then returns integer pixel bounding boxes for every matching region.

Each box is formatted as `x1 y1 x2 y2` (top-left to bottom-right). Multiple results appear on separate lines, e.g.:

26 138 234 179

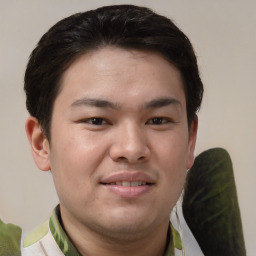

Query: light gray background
0 0 255 254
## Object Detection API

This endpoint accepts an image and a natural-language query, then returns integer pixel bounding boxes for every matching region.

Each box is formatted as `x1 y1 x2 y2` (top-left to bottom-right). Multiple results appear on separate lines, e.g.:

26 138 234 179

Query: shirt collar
49 206 80 255
50 205 183 256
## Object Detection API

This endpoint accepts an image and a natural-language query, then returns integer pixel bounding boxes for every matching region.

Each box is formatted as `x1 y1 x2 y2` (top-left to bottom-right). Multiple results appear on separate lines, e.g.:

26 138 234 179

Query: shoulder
22 220 64 256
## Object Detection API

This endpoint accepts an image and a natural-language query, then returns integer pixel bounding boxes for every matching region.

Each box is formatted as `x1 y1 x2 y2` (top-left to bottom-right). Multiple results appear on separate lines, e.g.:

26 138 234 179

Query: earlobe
186 117 198 170
25 117 51 171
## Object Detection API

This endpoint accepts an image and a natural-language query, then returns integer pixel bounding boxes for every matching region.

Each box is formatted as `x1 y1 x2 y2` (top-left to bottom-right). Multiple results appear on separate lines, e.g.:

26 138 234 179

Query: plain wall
1 0 255 254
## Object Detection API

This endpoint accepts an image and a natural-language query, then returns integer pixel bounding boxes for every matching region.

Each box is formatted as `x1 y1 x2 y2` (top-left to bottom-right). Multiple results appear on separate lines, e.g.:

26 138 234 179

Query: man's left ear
186 116 198 170
25 116 51 171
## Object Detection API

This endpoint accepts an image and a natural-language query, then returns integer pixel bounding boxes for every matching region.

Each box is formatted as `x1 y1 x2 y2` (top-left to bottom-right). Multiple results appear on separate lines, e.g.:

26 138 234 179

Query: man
23 5 203 256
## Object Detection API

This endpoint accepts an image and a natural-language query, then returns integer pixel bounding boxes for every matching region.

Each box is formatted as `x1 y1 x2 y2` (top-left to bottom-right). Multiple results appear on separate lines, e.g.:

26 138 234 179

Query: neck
60 209 170 256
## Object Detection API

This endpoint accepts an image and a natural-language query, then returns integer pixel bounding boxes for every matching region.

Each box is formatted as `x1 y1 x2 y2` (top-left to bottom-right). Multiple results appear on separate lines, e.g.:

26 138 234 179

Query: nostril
117 156 146 163
118 156 127 161
109 138 150 163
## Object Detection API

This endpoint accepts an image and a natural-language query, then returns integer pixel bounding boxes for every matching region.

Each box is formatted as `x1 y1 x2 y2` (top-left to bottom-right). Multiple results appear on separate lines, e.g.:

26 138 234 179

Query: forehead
57 47 185 106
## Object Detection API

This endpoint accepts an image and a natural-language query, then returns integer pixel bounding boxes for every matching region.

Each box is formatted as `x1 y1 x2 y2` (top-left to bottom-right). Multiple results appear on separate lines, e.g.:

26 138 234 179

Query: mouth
101 181 153 187
100 172 155 198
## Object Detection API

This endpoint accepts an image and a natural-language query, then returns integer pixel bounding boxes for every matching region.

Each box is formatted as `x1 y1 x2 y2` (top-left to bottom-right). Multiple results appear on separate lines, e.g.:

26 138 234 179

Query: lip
100 171 155 198
100 171 155 184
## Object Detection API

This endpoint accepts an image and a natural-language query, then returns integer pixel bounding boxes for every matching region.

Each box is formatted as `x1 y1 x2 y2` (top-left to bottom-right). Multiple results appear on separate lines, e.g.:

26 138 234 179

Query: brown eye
88 118 106 125
88 117 104 125
147 117 170 125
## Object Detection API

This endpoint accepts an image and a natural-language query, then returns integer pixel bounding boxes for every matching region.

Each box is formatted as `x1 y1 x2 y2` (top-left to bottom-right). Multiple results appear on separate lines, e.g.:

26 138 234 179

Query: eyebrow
144 97 182 109
70 98 121 110
70 97 182 110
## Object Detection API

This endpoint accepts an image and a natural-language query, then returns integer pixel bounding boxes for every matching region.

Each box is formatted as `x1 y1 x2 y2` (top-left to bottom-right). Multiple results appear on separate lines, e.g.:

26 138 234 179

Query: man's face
46 47 197 238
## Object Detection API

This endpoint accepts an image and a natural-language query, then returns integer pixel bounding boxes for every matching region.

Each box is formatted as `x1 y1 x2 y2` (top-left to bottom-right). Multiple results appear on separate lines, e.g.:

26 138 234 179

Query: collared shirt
22 205 184 256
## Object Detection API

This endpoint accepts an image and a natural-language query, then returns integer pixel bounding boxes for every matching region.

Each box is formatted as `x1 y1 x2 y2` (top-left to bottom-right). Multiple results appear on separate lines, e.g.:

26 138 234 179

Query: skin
26 47 197 256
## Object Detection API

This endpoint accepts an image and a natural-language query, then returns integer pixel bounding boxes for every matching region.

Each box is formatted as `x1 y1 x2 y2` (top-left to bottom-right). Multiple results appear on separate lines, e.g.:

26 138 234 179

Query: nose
109 121 150 164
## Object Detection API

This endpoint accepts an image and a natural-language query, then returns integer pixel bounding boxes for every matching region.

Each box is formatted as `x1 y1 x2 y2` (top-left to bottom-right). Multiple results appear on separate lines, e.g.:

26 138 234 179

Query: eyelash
80 117 173 126
82 117 108 125
146 117 173 125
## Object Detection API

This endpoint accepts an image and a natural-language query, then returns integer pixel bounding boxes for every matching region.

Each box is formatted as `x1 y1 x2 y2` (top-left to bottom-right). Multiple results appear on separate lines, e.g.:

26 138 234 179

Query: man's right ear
25 117 51 171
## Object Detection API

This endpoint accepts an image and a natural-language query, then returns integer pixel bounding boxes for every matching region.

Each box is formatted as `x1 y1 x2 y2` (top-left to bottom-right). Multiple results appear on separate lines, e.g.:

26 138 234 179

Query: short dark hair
24 4 203 139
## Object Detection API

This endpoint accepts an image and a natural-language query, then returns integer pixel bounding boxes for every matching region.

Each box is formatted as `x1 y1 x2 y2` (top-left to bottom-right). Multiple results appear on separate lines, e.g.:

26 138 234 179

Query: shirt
22 205 184 256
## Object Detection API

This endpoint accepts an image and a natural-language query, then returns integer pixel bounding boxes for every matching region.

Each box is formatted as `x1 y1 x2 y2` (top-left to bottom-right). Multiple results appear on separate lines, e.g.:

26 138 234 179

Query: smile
105 181 149 187
100 172 155 198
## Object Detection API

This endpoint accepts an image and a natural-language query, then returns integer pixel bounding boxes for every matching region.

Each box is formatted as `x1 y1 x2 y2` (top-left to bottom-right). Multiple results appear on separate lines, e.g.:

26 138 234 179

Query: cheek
153 131 189 168
48 129 110 189
48 140 95 207
159 142 187 208
152 132 188 192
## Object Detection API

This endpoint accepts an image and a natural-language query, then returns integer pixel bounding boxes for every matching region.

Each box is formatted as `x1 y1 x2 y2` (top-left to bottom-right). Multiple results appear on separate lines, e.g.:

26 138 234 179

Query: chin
98 221 151 242
101 207 161 234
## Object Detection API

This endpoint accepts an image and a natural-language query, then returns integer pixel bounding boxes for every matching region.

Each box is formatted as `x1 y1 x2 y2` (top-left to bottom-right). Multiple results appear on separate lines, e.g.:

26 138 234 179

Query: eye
83 117 108 125
146 117 172 125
